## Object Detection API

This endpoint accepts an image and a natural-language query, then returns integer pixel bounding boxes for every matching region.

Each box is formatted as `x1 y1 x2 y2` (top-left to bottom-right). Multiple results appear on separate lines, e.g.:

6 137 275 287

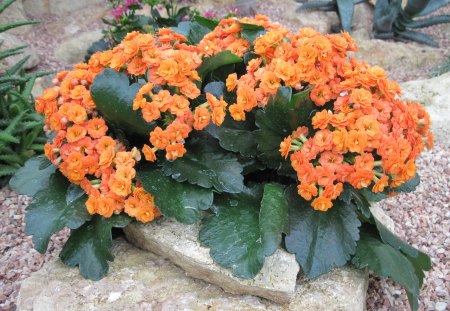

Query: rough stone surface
0 33 40 73
54 30 103 64
124 218 299 304
17 238 369 311
353 39 445 75
22 0 50 18
400 72 450 144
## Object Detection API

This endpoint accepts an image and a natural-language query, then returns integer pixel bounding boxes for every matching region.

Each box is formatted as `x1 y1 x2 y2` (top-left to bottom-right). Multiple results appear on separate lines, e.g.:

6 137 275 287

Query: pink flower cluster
111 0 143 21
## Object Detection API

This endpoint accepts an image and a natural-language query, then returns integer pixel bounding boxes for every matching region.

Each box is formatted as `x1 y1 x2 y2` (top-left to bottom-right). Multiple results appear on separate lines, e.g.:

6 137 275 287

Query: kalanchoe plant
373 0 450 47
11 15 434 310
0 0 50 186
296 0 367 32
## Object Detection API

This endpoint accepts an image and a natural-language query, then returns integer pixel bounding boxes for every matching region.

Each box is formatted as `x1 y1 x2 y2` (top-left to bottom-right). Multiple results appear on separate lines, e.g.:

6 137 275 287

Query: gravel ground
2 1 449 310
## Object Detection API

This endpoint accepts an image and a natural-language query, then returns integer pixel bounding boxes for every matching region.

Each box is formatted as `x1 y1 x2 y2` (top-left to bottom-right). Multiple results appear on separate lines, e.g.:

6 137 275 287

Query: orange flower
313 129 334 151
96 196 115 217
279 136 292 159
350 88 373 109
322 183 343 200
66 125 87 143
193 107 211 130
312 110 332 130
311 196 333 211
236 85 257 112
66 104 87 124
142 102 161 122
109 175 132 197
346 130 367 153
310 84 332 106
212 106 226 126
229 103 246 121
150 127 169 150
86 118 108 139
142 144 157 162
372 175 389 192
226 73 238 92
260 71 281 94
166 143 187 161
297 182 318 201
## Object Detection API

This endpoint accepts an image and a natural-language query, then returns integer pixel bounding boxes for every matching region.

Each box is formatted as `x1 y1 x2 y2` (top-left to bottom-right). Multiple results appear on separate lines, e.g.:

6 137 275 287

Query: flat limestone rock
17 238 368 311
124 218 299 304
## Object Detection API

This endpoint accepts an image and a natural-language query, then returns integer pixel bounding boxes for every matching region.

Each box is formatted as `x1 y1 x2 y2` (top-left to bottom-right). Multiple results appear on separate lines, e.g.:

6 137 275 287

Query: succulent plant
373 0 450 47
296 0 368 32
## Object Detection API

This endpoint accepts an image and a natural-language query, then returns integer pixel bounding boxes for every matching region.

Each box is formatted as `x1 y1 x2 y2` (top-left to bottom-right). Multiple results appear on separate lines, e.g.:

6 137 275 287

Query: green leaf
255 87 314 168
0 131 19 143
396 30 438 47
162 134 244 193
391 174 420 193
138 167 213 224
342 186 372 219
352 226 420 311
336 0 355 31
199 185 266 278
405 15 450 28
240 22 267 44
9 156 56 196
206 113 258 157
0 20 40 33
406 251 432 287
59 214 130 281
0 0 15 14
419 0 450 16
91 68 153 136
285 186 361 278
197 50 243 80
194 15 219 30
6 55 30 75
374 217 419 257
25 173 91 253
171 21 211 45
259 183 288 256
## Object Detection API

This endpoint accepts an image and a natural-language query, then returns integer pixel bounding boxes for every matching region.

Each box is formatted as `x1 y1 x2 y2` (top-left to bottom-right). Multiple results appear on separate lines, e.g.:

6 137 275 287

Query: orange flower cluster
35 65 160 223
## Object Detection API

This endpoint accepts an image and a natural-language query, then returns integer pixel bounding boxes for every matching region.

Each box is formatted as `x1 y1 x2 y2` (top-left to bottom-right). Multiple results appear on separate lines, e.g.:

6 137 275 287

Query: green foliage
199 183 288 278
138 167 213 224
296 0 367 31
60 214 131 281
90 68 154 137
162 133 244 193
25 173 91 253
0 0 49 186
284 186 361 278
432 56 450 77
373 0 450 47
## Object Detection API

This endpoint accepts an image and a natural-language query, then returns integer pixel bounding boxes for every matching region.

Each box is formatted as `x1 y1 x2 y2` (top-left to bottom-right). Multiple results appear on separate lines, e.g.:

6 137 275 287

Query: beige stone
124 218 299 304
17 238 368 311
353 38 444 74
54 30 103 65
0 33 40 73
48 0 105 15
400 72 450 144
22 0 51 18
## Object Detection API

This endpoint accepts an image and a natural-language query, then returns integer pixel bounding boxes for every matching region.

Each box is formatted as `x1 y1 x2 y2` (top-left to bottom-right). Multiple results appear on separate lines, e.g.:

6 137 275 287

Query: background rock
400 72 450 144
124 218 299 304
17 238 369 311
54 30 103 64
353 39 445 75
0 33 40 73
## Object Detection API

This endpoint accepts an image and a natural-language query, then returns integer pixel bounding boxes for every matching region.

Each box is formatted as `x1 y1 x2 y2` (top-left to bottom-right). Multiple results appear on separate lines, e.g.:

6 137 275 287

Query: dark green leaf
260 183 288 256
240 22 267 44
396 30 438 47
59 214 130 281
285 186 361 278
162 134 244 193
194 15 219 30
391 174 420 193
405 15 450 28
199 185 265 278
197 51 243 80
0 20 40 33
337 0 355 31
138 167 213 224
25 173 91 253
91 68 153 136
406 251 431 287
9 156 56 196
419 0 450 16
206 113 258 157
171 21 211 45
352 226 420 311
203 81 226 99
374 217 418 257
